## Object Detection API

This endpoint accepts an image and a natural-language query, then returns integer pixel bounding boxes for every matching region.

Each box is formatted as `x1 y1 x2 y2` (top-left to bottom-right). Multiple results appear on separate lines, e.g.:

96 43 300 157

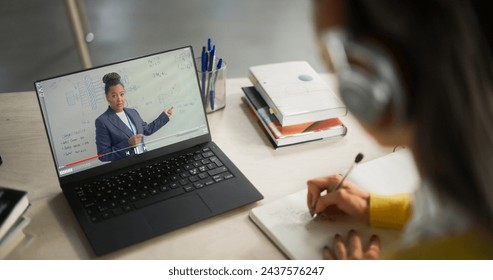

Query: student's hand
323 230 381 260
307 174 370 223
165 107 174 117
128 134 143 147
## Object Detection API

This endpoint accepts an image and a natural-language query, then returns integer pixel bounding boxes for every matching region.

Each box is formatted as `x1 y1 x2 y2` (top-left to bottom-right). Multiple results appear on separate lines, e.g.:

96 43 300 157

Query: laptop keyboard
74 147 234 223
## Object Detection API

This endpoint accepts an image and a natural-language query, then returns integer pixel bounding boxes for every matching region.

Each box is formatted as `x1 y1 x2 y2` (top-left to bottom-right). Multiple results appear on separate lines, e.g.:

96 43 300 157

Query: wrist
362 193 371 225
369 193 412 230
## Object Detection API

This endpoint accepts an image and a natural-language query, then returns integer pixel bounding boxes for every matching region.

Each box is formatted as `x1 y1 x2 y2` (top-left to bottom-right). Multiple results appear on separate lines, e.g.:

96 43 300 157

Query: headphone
321 29 407 127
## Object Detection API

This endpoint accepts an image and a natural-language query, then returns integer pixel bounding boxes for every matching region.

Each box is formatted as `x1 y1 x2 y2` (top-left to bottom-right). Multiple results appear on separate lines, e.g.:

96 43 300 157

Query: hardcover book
0 216 31 259
248 61 347 126
0 186 29 242
242 86 347 148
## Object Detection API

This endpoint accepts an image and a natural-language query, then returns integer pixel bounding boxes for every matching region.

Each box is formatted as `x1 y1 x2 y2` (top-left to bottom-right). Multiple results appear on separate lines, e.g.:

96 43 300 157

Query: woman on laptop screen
95 72 174 162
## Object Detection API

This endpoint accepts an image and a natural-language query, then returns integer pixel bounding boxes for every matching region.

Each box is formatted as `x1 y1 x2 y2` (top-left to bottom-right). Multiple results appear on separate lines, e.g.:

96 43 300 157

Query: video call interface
36 47 209 177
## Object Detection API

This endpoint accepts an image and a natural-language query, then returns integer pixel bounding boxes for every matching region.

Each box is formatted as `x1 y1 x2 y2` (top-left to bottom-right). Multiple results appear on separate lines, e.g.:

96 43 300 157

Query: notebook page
249 149 420 260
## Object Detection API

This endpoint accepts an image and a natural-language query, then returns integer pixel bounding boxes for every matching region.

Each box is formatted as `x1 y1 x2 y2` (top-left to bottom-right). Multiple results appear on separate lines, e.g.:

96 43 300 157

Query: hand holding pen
128 134 144 148
307 153 370 223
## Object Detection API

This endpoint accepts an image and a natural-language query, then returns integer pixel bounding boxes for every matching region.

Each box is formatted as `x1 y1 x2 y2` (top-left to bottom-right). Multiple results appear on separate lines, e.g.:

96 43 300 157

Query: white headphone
321 29 407 126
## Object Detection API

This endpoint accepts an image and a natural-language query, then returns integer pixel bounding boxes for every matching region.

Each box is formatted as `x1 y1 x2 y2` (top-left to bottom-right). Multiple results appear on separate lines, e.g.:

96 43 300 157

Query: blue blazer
95 107 170 162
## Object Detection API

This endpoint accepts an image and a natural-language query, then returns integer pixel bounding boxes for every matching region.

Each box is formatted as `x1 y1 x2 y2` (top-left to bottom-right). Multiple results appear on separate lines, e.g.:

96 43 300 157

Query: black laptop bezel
34 45 212 186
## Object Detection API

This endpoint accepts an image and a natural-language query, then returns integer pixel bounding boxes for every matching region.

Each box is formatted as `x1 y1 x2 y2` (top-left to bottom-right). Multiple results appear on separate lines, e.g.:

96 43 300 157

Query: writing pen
310 153 364 219
201 46 207 102
210 58 223 110
204 45 216 109
208 45 216 72
207 38 212 52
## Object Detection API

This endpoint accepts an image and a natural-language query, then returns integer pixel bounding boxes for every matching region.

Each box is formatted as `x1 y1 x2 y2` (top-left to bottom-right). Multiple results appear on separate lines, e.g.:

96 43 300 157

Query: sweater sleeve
369 193 412 230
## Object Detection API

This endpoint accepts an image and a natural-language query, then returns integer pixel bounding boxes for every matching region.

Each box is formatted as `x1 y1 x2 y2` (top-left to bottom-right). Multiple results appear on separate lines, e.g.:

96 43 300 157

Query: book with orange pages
242 86 347 148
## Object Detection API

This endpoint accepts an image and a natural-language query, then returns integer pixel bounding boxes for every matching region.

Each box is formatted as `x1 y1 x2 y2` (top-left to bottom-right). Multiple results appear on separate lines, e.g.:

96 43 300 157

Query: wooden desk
0 76 389 259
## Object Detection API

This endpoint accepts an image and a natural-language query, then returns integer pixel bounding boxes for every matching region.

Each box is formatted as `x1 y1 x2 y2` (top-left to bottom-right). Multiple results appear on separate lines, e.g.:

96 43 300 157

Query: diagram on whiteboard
37 47 207 173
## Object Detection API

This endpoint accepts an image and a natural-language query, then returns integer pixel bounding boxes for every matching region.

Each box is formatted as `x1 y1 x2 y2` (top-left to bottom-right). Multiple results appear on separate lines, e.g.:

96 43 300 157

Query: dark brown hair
345 0 493 230
102 72 124 95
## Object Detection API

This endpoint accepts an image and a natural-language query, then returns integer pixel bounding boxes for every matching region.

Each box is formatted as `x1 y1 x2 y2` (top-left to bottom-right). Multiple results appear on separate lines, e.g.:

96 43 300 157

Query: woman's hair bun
102 72 121 84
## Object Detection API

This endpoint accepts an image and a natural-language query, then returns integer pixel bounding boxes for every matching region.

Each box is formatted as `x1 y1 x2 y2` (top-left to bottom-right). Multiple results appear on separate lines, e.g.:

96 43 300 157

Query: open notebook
249 149 420 260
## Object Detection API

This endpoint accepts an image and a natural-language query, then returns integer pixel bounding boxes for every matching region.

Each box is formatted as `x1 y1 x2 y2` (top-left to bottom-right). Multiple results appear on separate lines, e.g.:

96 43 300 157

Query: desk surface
0 76 389 259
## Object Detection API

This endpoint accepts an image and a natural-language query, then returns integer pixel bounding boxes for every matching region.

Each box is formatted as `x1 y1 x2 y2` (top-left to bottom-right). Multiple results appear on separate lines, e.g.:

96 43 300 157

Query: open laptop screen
35 46 208 177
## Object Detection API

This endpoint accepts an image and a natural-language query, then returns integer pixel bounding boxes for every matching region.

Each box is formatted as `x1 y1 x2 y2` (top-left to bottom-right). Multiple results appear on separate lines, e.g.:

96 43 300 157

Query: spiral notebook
249 149 419 260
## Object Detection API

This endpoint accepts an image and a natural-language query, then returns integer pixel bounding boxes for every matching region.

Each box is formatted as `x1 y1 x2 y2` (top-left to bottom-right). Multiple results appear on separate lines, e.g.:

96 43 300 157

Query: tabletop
0 76 390 259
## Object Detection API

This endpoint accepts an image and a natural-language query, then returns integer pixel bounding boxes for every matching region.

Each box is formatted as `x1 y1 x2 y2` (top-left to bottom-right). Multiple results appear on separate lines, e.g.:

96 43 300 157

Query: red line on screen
65 154 103 167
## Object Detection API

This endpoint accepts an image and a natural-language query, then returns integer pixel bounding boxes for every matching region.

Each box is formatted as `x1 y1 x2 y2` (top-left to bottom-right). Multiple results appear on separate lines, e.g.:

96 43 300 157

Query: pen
332 153 364 193
201 46 207 101
310 153 364 218
205 45 216 109
208 45 216 72
210 58 223 110
207 38 212 52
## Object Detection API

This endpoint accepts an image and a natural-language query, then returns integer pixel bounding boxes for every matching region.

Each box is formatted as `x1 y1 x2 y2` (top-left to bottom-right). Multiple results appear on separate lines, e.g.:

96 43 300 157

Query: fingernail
310 201 316 208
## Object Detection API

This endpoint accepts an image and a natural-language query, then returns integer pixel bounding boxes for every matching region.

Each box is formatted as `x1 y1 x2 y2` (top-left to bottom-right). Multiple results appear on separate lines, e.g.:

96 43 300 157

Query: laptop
34 46 263 256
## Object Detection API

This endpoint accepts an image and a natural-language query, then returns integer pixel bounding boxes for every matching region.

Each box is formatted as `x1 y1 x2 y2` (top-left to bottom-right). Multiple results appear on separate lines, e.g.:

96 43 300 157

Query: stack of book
243 61 348 148
0 186 31 259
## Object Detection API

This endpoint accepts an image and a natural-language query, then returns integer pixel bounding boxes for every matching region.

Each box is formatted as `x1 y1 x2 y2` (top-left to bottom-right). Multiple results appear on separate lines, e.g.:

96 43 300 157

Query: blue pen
200 46 207 101
207 38 212 52
210 58 223 110
204 46 216 109
208 45 216 71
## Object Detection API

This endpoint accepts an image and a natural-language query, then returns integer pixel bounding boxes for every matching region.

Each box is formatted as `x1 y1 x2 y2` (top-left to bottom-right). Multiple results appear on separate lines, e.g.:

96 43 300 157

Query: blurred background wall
0 0 326 93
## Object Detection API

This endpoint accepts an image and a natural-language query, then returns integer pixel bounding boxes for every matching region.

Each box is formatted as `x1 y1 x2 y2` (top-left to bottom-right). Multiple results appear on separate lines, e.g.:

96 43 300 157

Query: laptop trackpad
142 193 212 234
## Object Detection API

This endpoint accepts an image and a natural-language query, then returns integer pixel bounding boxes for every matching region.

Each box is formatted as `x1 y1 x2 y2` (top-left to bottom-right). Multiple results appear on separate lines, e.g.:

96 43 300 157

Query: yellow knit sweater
369 193 493 259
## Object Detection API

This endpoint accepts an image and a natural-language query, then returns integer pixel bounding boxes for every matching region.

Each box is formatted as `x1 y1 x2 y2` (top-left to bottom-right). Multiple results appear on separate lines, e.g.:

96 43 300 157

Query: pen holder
196 57 227 113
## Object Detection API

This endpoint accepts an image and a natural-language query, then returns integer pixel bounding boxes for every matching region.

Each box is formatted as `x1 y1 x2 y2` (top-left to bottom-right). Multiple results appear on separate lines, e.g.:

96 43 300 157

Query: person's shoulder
391 228 493 259
96 107 113 123
124 108 138 113
124 108 141 118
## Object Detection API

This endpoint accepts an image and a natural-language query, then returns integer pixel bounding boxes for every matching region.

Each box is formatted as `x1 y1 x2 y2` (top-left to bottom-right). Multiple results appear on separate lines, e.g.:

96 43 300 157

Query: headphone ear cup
339 66 392 125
